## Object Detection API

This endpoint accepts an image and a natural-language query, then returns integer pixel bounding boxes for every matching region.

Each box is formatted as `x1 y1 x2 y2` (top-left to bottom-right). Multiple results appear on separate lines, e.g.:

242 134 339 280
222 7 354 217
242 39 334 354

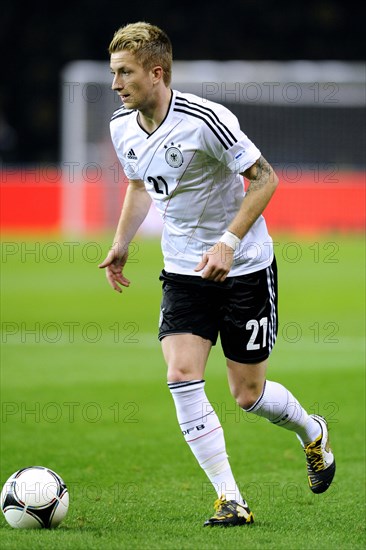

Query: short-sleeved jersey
110 89 273 276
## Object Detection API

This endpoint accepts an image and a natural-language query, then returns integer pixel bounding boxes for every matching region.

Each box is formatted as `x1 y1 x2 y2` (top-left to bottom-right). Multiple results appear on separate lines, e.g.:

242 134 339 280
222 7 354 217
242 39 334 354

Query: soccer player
99 21 336 527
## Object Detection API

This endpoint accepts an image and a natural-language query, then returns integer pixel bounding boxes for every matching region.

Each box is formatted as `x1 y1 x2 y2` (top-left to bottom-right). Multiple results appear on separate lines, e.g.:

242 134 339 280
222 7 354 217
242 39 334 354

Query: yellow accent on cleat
304 415 336 494
203 495 254 527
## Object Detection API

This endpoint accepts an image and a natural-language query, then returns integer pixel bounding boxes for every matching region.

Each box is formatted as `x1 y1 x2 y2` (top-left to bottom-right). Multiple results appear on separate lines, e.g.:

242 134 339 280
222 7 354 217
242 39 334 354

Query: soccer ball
1 466 69 529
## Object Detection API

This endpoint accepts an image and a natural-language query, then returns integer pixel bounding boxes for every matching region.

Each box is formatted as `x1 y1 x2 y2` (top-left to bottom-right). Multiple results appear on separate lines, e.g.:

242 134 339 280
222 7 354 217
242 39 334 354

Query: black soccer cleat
203 495 254 527
304 414 336 494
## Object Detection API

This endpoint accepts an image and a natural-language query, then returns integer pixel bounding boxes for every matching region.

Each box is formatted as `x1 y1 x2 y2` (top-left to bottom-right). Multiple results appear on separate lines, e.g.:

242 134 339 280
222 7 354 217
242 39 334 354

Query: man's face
110 50 154 110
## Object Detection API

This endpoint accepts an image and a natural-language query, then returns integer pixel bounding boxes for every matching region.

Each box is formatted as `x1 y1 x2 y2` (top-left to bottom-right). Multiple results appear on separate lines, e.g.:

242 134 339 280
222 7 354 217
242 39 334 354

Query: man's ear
151 66 164 84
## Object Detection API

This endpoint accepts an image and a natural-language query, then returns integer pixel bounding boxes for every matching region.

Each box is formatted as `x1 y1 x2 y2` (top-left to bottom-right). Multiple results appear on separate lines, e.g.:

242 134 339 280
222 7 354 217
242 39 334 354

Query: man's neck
138 88 172 134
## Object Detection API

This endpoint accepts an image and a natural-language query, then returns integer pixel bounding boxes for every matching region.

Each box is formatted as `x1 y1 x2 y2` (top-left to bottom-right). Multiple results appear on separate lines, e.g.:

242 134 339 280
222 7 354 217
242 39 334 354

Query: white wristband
219 231 241 251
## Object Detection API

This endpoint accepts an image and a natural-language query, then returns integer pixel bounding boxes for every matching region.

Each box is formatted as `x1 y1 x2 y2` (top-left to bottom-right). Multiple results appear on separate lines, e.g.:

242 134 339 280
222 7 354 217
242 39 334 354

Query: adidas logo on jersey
127 148 137 160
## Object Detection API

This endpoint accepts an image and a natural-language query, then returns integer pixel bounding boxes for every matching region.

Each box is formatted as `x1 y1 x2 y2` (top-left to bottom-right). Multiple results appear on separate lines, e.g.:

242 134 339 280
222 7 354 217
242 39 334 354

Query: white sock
244 380 321 445
169 379 245 504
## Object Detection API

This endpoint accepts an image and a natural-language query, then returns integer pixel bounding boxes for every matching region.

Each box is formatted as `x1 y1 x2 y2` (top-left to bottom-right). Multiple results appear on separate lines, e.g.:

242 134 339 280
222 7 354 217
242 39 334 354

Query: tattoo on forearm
246 156 273 192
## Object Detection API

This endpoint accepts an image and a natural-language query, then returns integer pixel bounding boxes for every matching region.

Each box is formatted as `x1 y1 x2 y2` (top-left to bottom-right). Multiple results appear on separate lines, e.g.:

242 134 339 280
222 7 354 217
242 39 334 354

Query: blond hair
109 22 173 86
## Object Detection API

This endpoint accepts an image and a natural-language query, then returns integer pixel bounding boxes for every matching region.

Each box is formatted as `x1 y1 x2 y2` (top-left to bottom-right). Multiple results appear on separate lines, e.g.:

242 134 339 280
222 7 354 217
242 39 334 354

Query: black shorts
158 257 278 364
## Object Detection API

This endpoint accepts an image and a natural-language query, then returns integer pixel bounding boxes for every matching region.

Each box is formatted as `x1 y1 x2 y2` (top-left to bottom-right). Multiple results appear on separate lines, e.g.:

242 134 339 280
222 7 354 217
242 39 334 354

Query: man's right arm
112 179 152 250
99 179 152 293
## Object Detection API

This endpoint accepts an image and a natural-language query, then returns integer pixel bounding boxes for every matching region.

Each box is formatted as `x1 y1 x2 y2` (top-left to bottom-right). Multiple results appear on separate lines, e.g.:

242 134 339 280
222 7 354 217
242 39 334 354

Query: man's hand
98 243 130 293
194 242 234 282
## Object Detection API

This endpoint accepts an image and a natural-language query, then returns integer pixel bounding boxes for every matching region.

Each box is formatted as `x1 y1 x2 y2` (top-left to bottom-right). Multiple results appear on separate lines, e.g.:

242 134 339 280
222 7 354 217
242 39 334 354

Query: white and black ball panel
49 488 69 527
4 508 43 529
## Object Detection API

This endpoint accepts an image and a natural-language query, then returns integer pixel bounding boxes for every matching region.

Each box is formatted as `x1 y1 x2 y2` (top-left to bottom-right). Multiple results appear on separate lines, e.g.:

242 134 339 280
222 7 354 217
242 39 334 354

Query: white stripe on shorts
266 264 277 352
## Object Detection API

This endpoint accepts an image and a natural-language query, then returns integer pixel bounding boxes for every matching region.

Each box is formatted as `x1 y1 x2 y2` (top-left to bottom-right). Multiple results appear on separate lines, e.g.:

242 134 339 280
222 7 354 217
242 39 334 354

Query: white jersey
110 89 273 276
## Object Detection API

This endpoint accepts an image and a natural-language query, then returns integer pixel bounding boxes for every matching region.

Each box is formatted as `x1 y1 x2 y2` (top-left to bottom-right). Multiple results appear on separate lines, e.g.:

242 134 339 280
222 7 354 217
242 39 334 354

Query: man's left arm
228 155 278 239
194 155 278 282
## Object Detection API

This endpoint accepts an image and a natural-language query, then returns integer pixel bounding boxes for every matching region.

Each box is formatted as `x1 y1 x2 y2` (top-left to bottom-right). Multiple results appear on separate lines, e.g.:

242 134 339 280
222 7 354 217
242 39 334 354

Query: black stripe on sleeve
175 96 238 147
174 108 231 150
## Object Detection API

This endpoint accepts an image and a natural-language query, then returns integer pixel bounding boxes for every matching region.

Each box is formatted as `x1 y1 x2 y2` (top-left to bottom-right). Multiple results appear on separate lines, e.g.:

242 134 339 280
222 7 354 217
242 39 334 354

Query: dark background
1 0 364 164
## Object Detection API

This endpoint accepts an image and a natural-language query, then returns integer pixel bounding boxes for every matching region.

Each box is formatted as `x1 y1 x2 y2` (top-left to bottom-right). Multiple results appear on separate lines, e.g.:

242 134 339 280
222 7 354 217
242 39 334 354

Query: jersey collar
137 89 174 138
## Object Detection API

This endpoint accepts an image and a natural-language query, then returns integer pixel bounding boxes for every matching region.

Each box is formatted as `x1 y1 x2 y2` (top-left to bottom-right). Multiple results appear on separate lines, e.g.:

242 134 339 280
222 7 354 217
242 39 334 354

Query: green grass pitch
0 233 365 549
